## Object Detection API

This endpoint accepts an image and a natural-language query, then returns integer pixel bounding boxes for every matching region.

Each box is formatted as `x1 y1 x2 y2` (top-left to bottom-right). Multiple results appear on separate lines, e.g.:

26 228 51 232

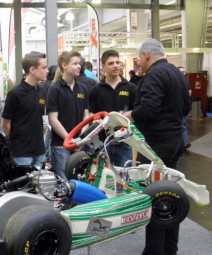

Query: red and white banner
87 3 100 79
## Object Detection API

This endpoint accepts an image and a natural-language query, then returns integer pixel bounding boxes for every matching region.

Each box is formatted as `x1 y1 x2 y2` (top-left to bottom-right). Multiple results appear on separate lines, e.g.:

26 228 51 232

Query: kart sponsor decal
24 241 30 255
121 210 149 225
154 192 181 199
87 125 104 140
86 217 112 239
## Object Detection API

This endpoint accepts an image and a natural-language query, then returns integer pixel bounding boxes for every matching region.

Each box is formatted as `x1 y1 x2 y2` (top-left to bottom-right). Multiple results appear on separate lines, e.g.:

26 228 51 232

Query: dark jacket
131 59 191 142
76 74 96 91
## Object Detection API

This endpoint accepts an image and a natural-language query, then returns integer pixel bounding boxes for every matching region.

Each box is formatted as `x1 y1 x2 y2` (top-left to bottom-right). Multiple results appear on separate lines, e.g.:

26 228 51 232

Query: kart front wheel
143 180 189 229
65 151 90 180
2 205 72 255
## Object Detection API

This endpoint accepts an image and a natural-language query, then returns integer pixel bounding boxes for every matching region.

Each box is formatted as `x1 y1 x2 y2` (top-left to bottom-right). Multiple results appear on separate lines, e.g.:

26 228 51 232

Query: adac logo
39 99 45 104
119 91 129 96
77 93 85 99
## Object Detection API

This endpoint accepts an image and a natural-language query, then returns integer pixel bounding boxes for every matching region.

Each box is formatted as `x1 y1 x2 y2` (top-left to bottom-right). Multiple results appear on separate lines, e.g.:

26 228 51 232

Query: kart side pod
69 179 107 204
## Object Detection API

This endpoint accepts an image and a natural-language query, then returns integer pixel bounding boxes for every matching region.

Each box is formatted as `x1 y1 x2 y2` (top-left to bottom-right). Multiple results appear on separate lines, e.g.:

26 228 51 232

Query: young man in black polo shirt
89 50 137 167
1 51 48 166
47 51 89 179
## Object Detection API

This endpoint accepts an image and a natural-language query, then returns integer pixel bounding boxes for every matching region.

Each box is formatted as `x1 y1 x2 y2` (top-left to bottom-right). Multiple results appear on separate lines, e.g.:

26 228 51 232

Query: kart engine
31 170 58 200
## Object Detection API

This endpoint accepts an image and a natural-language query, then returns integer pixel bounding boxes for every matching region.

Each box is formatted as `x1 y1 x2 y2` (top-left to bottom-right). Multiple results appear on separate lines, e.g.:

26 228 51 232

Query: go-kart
64 111 210 227
0 111 209 255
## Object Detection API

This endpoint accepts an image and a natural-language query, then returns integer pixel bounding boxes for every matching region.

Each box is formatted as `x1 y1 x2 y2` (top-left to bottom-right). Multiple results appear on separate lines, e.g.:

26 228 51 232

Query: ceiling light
92 0 102 4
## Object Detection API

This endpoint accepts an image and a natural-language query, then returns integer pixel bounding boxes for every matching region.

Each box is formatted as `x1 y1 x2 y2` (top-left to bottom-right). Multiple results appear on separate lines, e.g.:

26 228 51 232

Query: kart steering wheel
63 112 110 150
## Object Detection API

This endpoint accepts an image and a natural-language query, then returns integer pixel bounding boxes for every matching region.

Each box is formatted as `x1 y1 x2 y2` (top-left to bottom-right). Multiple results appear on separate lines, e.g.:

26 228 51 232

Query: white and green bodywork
62 193 151 249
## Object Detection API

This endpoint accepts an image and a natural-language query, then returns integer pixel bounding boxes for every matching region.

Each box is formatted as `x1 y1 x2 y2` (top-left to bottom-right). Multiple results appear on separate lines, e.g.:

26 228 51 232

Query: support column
185 0 210 72
13 0 22 84
45 0 58 66
151 0 160 40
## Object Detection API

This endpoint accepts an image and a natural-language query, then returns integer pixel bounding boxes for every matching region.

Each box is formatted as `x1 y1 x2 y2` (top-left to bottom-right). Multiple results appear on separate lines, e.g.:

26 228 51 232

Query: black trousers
138 137 184 255
142 224 179 255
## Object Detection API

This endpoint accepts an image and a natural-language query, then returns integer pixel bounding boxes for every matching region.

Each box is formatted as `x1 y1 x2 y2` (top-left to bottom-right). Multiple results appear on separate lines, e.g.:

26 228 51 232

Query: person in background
178 66 192 149
1 51 48 166
47 51 89 179
41 65 57 99
76 58 96 91
89 49 137 167
129 70 140 85
124 39 190 255
40 65 57 162
84 61 95 80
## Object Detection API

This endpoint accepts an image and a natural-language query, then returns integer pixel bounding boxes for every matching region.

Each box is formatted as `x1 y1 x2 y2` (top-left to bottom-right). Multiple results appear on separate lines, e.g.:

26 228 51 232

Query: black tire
2 205 72 255
65 151 90 180
143 180 189 229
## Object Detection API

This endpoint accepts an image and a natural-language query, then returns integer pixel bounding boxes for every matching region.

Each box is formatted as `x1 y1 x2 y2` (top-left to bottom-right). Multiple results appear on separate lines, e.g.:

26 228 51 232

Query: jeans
51 146 73 180
14 154 45 166
106 143 132 167
182 116 188 145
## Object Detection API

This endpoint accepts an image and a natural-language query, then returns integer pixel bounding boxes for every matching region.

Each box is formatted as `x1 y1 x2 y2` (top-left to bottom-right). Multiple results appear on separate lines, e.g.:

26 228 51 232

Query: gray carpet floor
70 218 212 255
187 132 212 158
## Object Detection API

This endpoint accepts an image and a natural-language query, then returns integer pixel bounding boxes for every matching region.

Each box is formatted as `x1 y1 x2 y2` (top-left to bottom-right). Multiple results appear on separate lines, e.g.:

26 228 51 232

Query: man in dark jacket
129 70 141 84
124 39 190 255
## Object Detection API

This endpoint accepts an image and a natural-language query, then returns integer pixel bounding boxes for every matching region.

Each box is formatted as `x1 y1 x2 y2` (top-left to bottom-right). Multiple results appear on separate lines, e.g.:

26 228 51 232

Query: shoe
184 143 191 149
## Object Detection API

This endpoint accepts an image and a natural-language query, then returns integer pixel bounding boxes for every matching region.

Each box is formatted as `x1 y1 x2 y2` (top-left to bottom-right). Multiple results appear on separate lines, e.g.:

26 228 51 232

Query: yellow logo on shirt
119 91 129 96
77 93 85 99
39 99 45 104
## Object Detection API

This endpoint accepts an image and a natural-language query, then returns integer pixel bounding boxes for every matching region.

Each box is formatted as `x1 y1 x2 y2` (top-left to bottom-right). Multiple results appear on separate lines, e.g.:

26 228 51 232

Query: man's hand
123 110 134 122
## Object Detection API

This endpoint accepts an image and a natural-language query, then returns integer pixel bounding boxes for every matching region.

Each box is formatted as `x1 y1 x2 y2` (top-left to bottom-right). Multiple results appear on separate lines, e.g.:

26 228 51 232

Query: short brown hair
58 51 81 73
101 50 119 65
21 51 46 74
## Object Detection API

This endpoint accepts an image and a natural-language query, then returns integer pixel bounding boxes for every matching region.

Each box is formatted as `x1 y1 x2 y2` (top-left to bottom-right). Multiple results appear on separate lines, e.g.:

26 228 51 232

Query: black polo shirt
2 79 46 157
46 77 89 146
89 77 137 113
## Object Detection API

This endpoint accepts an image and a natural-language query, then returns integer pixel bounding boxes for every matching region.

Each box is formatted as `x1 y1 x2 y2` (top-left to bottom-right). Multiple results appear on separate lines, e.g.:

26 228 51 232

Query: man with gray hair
124 39 191 255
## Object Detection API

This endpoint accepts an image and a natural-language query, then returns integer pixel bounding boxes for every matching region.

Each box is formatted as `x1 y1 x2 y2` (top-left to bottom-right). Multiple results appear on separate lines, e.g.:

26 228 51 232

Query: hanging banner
87 3 100 79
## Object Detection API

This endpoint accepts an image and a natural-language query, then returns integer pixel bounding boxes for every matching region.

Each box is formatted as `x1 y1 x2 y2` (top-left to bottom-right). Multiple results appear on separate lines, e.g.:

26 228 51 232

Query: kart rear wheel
143 180 189 229
2 205 72 255
65 151 90 180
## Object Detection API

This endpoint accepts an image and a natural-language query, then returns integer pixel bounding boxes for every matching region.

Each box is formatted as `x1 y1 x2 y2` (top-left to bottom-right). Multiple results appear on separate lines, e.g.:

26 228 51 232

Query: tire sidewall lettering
153 191 181 200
